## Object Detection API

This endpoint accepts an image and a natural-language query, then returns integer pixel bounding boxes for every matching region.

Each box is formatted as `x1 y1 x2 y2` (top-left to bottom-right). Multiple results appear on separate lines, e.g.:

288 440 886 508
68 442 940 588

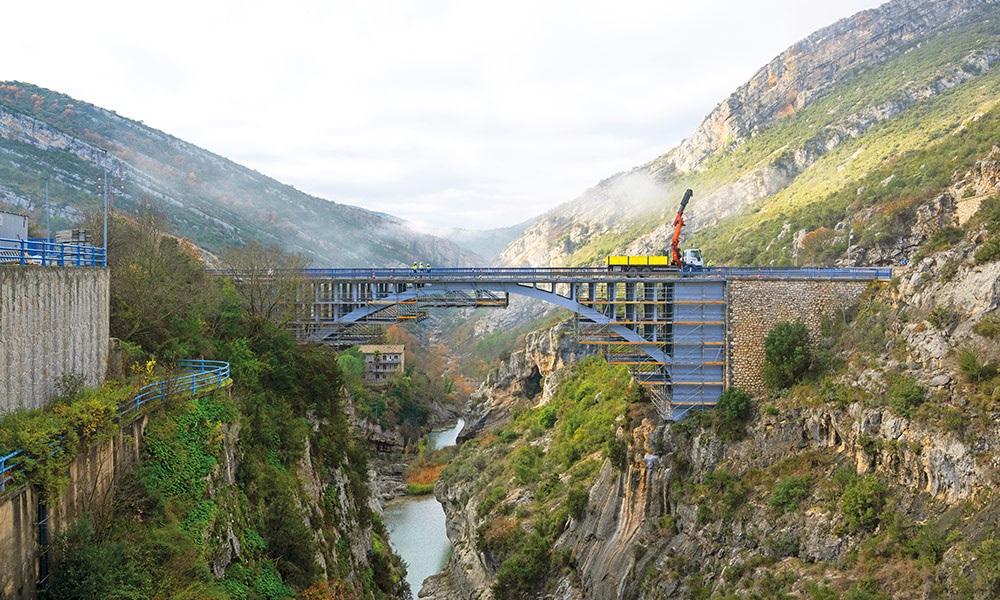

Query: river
384 418 464 596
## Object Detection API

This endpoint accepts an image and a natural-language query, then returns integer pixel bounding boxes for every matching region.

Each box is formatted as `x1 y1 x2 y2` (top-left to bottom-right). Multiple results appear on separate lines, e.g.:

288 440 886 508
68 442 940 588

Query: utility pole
44 177 50 240
102 150 109 265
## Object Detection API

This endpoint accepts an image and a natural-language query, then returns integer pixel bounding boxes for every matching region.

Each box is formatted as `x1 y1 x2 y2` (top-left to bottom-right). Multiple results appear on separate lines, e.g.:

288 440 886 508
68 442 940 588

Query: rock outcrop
495 0 1000 270
459 320 594 442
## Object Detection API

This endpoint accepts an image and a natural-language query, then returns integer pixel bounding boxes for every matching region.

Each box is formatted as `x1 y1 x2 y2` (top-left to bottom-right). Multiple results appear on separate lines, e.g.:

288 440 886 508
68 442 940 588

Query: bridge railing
0 359 230 493
295 265 892 281
0 237 106 267
119 359 231 417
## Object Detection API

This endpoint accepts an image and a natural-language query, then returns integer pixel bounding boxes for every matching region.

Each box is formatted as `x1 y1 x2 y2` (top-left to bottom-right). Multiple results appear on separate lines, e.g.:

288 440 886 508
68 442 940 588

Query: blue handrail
286 265 893 281
0 237 106 267
0 360 230 493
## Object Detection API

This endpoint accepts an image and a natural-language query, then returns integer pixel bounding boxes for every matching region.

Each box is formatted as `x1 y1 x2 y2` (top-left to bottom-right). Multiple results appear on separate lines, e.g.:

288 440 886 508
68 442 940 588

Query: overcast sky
5 0 886 232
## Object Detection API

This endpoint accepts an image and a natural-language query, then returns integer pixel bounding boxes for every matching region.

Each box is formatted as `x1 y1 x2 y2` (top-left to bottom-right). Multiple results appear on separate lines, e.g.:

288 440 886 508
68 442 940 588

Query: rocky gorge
418 212 1000 598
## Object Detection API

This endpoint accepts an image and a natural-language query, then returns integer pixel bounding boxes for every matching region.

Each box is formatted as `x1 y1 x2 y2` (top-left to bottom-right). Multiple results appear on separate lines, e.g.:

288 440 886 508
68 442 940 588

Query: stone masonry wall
729 279 871 392
0 267 109 415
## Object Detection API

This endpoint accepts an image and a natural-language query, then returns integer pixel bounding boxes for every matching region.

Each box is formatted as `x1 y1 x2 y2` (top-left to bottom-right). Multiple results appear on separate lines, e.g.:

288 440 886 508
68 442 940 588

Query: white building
358 344 405 384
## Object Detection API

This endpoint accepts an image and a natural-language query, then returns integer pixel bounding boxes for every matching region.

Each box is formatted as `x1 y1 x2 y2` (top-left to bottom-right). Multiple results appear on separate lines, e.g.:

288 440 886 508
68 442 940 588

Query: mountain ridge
0 81 482 267
497 0 1000 269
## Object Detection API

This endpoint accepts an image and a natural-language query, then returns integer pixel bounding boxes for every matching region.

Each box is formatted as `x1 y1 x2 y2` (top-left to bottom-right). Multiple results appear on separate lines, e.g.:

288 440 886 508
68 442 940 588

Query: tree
761 321 812 391
85 208 220 359
221 240 310 328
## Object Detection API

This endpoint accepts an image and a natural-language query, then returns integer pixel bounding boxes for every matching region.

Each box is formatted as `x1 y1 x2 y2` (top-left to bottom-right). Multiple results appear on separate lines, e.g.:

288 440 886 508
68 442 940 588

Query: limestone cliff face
554 396 999 599
658 0 989 176
459 321 594 441
496 0 1000 269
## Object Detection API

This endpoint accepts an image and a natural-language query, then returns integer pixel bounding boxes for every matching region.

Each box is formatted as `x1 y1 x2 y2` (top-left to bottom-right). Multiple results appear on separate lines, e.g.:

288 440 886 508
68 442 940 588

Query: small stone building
358 344 405 384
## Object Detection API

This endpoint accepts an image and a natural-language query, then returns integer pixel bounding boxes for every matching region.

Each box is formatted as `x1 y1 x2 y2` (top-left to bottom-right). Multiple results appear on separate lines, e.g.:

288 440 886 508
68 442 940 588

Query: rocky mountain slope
496 0 1000 269
0 82 479 267
423 174 1000 597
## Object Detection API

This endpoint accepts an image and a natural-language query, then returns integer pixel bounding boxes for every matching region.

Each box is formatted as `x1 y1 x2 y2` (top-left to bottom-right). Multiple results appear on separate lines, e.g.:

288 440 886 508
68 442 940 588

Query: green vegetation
440 357 643 599
44 392 237 599
761 322 811 391
0 378 133 500
768 475 811 513
32 210 408 599
973 194 1000 264
886 376 925 418
840 473 887 534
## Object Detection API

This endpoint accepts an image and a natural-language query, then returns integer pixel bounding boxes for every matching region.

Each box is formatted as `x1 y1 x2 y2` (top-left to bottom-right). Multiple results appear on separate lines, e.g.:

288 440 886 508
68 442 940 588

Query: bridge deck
299 265 891 283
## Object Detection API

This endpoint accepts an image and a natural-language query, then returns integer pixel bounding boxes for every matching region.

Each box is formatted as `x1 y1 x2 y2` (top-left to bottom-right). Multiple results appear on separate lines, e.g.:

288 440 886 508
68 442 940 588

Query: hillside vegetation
0 213 411 599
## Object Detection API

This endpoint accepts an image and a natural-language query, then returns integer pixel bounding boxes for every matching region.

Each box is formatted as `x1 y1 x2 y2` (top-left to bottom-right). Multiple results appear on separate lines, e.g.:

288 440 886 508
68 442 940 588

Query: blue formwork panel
666 279 727 410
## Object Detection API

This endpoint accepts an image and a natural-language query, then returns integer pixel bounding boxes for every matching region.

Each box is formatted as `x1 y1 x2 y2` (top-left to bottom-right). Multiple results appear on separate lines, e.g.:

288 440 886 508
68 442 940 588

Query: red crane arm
669 189 693 266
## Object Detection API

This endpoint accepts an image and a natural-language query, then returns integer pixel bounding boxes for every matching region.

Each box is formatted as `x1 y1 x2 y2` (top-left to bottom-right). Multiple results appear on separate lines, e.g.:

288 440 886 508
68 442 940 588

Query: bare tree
221 241 310 327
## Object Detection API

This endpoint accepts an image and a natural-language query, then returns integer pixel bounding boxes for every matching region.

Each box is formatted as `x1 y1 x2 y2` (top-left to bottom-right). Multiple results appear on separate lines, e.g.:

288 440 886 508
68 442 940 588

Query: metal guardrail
0 237 106 267
290 265 893 282
0 360 230 493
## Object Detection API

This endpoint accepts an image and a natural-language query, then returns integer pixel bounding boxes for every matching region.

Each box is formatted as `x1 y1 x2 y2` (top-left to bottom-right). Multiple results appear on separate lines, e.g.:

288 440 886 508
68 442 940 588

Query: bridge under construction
285 266 891 420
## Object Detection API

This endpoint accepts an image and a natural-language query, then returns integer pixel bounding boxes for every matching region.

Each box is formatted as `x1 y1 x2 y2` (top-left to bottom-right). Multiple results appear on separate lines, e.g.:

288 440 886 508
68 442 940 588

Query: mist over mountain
498 0 1000 269
0 82 480 267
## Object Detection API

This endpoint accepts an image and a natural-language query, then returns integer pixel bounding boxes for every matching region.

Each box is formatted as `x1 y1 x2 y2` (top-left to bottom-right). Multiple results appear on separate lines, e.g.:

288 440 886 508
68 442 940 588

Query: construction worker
412 261 418 272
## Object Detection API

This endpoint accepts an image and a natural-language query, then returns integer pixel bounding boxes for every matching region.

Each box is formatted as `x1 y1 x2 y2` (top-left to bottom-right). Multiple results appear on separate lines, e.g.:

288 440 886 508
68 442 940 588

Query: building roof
358 344 405 354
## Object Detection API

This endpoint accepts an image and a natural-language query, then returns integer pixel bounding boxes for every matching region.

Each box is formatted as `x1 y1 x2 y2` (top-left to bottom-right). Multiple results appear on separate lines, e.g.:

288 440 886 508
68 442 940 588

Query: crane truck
606 188 704 272
669 189 703 269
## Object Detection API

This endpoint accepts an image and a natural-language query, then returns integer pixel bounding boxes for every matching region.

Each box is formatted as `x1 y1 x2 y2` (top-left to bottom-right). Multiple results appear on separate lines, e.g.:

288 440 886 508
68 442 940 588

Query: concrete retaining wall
728 279 872 392
0 267 109 415
0 414 149 599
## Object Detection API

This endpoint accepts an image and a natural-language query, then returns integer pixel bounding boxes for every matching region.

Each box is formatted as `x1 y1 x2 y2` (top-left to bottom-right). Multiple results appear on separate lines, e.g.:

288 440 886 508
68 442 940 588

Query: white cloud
4 0 886 230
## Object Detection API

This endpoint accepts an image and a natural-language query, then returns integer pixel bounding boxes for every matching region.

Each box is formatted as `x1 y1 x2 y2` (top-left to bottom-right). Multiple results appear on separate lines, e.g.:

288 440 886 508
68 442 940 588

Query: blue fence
0 237 106 267
294 265 892 282
0 360 230 493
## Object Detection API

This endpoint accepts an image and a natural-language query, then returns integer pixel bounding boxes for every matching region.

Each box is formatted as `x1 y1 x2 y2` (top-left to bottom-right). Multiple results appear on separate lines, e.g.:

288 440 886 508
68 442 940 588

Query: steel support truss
289 271 727 420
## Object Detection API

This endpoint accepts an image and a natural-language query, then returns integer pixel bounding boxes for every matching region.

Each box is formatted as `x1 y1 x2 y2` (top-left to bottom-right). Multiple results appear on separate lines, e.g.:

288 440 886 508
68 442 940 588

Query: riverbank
384 418 465 596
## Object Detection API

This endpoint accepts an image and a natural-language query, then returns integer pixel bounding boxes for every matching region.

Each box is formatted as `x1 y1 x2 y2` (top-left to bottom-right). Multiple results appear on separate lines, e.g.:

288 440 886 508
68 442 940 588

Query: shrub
974 538 1000 597
762 322 812 391
604 436 629 471
768 475 811 513
491 532 551 600
715 387 752 441
538 405 558 428
477 486 508 518
845 578 890 600
841 475 886 534
927 306 958 331
923 225 963 250
974 313 1000 338
957 348 998 383
887 377 925 417
566 486 589 520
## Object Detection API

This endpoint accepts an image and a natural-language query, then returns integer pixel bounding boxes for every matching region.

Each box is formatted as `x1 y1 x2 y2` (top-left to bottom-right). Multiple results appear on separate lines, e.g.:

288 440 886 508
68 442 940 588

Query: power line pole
102 150 109 265
44 177 50 239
